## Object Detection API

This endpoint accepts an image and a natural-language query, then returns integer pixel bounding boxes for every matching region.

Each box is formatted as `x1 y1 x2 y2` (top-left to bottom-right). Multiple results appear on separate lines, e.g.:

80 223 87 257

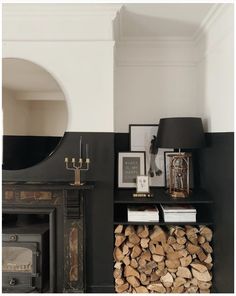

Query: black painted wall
2 131 234 293
2 132 115 292
197 132 234 293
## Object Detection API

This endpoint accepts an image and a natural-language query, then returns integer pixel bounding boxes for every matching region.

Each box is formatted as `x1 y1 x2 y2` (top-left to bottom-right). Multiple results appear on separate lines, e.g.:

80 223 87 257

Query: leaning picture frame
129 124 173 187
118 152 146 188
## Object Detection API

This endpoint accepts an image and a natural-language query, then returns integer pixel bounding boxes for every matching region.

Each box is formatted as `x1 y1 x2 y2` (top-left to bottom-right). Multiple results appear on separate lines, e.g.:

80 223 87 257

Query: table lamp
157 117 205 198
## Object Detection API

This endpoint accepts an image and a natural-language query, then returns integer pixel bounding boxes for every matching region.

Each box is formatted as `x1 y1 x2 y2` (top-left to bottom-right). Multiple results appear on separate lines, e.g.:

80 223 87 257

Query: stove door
2 242 39 291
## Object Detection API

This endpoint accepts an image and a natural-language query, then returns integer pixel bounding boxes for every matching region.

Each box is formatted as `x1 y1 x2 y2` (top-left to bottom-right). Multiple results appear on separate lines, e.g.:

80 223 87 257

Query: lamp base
168 189 191 199
70 182 85 186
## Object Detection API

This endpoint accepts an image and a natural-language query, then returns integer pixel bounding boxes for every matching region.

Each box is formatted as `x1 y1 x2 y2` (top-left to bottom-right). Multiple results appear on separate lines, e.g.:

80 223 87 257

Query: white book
164 213 196 222
161 204 196 213
128 206 159 222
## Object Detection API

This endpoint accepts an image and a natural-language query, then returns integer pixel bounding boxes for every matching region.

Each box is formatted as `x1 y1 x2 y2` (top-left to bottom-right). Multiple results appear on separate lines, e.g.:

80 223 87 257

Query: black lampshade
157 117 205 149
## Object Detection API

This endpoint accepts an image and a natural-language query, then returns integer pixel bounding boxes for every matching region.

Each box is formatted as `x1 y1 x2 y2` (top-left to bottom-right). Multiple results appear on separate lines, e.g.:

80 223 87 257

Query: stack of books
127 206 159 222
161 204 196 222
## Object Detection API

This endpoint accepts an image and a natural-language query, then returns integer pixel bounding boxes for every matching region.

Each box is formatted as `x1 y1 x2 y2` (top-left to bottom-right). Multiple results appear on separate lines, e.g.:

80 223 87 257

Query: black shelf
114 188 213 204
114 221 213 226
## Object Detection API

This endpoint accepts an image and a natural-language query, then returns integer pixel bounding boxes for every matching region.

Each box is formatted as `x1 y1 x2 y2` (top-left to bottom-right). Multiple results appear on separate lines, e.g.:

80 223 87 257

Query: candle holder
65 157 90 186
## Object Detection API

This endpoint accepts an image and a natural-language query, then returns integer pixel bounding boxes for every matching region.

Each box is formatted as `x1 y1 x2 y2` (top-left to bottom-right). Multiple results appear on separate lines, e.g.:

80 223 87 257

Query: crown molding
3 4 123 17
3 4 122 41
193 3 228 44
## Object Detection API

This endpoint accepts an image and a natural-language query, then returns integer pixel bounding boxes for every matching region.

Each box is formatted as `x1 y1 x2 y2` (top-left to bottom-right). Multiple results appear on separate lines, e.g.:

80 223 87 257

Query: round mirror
2 58 68 170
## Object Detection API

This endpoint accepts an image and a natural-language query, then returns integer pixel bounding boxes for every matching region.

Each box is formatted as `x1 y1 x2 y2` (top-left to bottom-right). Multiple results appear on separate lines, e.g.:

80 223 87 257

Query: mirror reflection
2 58 68 170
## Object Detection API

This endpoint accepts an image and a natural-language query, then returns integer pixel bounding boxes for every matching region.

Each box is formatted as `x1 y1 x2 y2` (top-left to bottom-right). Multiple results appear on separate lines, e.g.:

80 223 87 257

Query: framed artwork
136 176 150 193
118 152 146 188
129 124 173 187
164 151 194 189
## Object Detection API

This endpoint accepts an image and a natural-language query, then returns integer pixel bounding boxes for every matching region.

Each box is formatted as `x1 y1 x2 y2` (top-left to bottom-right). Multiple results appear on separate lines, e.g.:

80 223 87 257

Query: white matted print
130 125 173 187
118 152 146 188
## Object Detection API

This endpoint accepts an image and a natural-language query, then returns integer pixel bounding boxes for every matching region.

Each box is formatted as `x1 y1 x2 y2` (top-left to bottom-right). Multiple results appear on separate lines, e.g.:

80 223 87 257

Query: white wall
3 4 120 133
196 4 234 132
114 4 234 133
115 43 198 132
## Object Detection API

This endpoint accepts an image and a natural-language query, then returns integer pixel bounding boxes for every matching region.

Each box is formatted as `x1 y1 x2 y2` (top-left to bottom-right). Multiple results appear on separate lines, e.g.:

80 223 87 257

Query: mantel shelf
2 181 95 190
114 188 213 204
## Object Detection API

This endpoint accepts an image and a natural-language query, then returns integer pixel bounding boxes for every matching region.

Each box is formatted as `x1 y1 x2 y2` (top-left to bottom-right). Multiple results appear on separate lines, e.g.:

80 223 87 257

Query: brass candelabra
64 137 90 186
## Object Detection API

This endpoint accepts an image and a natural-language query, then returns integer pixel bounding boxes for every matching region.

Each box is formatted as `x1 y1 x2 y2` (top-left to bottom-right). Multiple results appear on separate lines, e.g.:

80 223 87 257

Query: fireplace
2 181 93 293
2 224 49 293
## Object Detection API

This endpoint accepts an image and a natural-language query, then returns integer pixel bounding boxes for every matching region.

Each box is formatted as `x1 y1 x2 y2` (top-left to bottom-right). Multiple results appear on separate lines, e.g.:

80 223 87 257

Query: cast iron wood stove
2 224 49 293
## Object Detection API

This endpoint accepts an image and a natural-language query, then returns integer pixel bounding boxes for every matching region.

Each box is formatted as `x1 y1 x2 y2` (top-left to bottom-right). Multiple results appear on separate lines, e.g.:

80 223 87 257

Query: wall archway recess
2 58 68 170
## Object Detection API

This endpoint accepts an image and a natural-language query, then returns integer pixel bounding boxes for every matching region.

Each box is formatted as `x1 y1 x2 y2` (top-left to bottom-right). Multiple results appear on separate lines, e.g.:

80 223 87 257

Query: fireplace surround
2 181 93 293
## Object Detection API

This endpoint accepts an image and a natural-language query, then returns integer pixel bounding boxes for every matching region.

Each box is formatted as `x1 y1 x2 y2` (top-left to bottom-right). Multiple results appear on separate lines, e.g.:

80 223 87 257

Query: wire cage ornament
168 153 191 198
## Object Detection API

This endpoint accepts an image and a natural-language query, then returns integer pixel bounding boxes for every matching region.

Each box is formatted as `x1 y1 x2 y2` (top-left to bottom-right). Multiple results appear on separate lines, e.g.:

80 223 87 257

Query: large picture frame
129 124 173 187
118 152 146 188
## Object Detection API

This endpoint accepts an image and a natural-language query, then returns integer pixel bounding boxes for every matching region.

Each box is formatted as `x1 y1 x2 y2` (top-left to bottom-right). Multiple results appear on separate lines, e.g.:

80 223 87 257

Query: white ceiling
120 4 214 39
3 58 63 93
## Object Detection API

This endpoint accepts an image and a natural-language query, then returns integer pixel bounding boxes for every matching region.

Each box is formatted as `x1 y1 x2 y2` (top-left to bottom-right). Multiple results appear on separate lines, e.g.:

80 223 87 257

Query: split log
165 259 180 269
137 225 149 238
172 285 184 293
140 238 150 248
197 280 212 289
155 244 165 255
114 224 123 234
115 278 124 286
147 283 166 293
131 245 142 258
204 254 212 264
153 254 164 263
180 255 192 267
115 234 126 247
129 233 140 245
161 272 174 288
124 265 140 279
125 225 135 236
200 226 213 242
113 247 124 262
150 225 166 243
123 255 130 266
187 242 201 254
201 242 213 254
126 276 140 288
122 244 129 256
177 236 187 245
135 286 149 293
130 259 138 269
115 283 129 293
191 263 208 273
191 268 212 282
173 277 186 287
176 266 192 279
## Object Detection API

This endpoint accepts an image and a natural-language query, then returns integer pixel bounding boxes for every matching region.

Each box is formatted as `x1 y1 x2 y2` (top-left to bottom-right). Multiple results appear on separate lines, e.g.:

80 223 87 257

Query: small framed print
118 152 146 188
136 176 150 193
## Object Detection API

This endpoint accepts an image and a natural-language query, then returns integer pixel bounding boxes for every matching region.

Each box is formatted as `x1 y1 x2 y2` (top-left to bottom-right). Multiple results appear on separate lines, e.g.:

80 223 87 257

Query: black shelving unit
114 187 213 226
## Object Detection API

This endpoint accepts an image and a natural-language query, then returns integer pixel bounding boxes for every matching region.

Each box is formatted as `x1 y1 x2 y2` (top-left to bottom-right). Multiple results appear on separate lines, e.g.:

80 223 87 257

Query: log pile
113 225 213 293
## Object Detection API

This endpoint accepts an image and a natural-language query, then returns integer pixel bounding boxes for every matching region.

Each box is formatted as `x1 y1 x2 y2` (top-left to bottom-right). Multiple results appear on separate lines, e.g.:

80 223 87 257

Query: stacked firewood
113 225 213 293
